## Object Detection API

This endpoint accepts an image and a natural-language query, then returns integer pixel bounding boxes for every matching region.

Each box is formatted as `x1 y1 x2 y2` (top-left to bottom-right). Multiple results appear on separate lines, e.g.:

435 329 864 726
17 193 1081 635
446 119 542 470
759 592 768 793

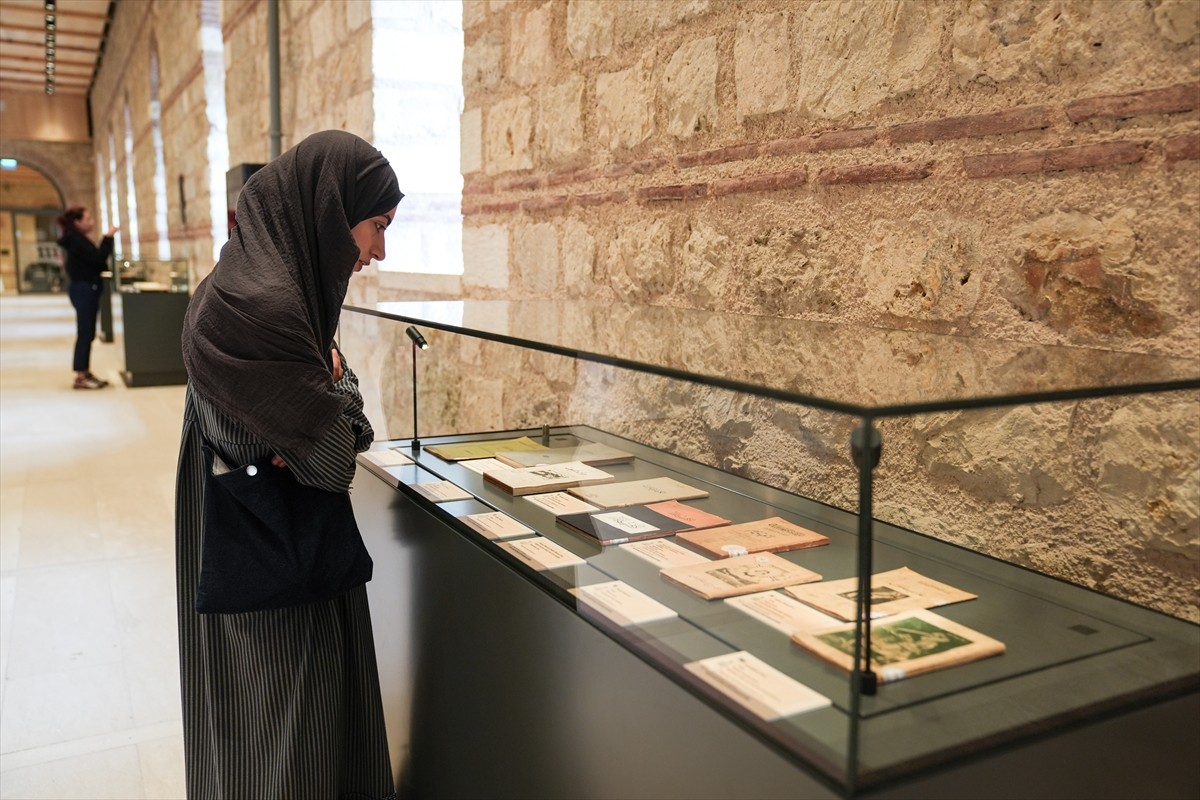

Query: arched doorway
0 158 67 294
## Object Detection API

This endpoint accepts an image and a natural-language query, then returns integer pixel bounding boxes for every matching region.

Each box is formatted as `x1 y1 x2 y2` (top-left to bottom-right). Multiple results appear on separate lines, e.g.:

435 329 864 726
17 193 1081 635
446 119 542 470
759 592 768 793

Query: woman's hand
271 454 288 468
104 225 119 238
331 348 344 383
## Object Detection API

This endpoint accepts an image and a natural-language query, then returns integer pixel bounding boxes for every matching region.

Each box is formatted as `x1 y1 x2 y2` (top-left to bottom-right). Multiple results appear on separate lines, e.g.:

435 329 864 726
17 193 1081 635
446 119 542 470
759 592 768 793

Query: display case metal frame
345 301 1200 797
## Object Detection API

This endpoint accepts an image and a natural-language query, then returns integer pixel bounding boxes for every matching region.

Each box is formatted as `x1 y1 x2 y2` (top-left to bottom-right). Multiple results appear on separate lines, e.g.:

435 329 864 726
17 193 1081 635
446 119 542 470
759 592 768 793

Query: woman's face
77 210 95 234
349 206 396 273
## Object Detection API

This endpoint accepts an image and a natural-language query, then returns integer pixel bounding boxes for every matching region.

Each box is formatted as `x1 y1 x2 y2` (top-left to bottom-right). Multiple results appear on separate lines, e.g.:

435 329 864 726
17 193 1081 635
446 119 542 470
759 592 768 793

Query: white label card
619 538 710 568
593 511 659 535
570 581 679 627
685 651 831 720
522 492 599 514
361 448 414 467
497 537 587 571
412 480 473 503
459 458 508 475
458 511 535 541
725 592 843 636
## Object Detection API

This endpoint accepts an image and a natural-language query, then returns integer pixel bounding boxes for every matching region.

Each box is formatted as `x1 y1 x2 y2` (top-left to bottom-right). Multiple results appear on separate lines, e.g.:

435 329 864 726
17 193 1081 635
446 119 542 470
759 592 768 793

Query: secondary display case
343 300 1199 799
116 258 190 386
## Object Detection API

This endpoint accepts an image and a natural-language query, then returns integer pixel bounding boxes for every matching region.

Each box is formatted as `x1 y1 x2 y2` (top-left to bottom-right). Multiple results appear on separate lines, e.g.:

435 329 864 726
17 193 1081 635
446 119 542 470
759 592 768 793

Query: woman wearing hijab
56 206 118 389
176 130 402 798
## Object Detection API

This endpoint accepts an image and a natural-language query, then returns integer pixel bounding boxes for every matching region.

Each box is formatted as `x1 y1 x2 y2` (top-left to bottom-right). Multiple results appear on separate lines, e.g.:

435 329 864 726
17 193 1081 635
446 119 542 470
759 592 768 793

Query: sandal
73 375 105 390
85 372 110 387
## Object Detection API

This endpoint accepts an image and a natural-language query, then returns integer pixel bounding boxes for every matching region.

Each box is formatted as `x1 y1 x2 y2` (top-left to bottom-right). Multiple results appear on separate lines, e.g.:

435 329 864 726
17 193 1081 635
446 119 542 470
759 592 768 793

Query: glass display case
116 258 190 386
343 300 1199 798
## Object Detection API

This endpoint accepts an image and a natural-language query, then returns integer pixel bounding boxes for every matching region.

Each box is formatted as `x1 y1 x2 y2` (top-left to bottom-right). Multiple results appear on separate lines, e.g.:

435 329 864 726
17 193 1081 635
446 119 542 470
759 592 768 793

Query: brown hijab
182 130 402 458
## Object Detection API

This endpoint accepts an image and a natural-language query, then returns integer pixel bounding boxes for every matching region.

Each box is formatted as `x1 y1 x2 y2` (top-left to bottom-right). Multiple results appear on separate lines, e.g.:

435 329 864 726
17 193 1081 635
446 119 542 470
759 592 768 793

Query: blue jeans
68 281 101 372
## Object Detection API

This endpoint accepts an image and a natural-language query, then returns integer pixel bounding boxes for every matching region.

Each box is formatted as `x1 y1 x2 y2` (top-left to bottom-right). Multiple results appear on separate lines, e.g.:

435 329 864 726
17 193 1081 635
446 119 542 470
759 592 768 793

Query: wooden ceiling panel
0 0 109 96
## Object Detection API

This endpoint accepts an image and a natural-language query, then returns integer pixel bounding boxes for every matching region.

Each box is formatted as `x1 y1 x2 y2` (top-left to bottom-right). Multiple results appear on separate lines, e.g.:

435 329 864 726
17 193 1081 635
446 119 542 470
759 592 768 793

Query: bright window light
371 0 463 275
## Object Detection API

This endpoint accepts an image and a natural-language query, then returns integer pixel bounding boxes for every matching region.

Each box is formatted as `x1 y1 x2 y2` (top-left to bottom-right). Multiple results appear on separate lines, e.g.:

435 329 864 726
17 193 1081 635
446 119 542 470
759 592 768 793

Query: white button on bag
246 465 258 477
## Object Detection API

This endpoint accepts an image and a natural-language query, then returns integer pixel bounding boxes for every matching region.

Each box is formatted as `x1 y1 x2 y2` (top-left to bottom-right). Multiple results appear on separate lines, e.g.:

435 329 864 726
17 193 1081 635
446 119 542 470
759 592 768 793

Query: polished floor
0 294 186 797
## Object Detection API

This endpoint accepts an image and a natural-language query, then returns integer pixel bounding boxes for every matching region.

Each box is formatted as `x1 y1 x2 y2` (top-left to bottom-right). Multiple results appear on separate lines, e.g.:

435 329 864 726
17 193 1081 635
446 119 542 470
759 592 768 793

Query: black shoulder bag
196 444 374 614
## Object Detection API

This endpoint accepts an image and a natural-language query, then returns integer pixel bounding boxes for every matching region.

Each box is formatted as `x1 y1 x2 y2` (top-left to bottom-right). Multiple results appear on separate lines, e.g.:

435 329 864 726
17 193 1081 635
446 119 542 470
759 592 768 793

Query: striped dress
175 359 395 799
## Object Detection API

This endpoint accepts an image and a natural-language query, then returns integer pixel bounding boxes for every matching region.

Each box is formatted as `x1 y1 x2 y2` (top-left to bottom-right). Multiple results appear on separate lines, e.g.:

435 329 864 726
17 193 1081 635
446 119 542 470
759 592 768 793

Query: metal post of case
410 339 420 451
847 417 882 790
98 265 114 343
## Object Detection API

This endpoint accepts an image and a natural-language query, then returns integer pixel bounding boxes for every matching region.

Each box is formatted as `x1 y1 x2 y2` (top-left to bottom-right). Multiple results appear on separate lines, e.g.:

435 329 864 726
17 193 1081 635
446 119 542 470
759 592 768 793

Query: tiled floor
0 294 186 798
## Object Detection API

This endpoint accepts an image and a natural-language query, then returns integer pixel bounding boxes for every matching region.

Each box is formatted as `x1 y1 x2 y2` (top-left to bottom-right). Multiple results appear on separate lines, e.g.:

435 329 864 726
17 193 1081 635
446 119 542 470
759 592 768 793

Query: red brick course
963 140 1148 178
889 106 1051 144
710 168 808 197
1066 82 1200 123
576 190 629 206
762 127 877 156
678 143 761 168
636 183 709 202
495 175 545 192
1164 132 1200 166
816 160 935 184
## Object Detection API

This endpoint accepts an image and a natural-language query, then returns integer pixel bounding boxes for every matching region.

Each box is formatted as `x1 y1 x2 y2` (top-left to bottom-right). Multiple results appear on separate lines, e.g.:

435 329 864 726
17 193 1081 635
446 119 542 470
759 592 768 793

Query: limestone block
345 0 370 32
308 2 338 60
953 0 1146 86
485 95 534 173
615 0 710 48
463 224 509 289
1098 396 1199 557
461 107 483 174
566 0 615 61
561 218 596 296
860 215 983 323
605 218 671 301
1153 0 1200 43
662 36 718 139
509 3 554 88
679 223 732 309
796 0 941 119
538 77 585 167
514 222 559 296
1006 210 1165 340
463 0 488 29
737 227 839 317
596 58 655 150
735 11 791 121
465 30 504 95
952 0 1033 86
914 405 1075 507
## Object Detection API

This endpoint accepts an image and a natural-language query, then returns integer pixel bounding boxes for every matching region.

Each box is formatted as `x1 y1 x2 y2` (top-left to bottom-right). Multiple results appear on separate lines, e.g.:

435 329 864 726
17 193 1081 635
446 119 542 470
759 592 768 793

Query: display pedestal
119 291 188 387
350 456 1200 799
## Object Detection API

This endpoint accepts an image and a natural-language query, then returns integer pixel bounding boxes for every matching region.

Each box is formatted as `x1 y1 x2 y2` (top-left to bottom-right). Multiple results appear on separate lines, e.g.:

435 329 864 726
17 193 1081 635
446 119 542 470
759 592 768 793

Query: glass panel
340 305 1200 793
353 300 1200 414
115 258 190 293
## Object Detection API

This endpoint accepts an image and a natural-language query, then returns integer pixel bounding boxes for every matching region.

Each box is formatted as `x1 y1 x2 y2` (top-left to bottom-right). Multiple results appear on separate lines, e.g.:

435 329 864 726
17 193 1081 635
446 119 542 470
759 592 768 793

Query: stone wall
89 0 377 282
81 0 1199 619
367 0 1199 620
91 0 217 269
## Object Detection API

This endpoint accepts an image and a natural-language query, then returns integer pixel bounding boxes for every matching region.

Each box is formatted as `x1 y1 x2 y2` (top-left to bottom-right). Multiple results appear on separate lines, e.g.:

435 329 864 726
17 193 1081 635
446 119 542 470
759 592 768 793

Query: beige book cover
567 476 709 508
423 436 548 462
495 442 634 468
661 552 822 600
483 461 615 496
677 516 829 558
790 609 1005 682
783 567 977 621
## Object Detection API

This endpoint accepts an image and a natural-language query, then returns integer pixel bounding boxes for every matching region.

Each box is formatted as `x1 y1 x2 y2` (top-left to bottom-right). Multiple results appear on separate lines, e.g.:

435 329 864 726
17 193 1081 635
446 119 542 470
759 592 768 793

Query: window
149 45 171 259
371 0 463 275
200 0 229 264
123 101 141 260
